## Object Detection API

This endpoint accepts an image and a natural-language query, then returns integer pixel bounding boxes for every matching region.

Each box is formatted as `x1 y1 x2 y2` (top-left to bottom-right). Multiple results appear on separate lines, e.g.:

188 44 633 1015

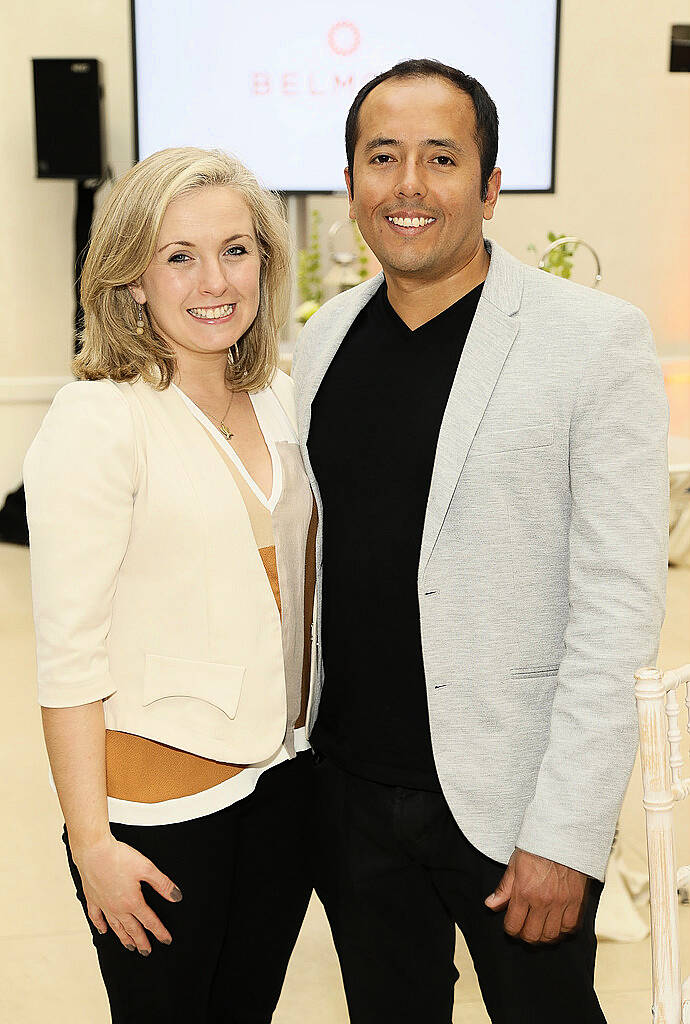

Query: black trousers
63 753 313 1024
312 756 607 1024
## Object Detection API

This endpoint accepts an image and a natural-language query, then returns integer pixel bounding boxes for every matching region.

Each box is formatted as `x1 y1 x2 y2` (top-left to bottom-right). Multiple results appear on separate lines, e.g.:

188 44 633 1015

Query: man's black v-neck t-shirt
307 279 484 790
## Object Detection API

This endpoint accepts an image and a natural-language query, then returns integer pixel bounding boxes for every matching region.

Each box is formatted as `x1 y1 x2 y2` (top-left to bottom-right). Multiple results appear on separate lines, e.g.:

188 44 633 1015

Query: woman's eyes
167 246 248 264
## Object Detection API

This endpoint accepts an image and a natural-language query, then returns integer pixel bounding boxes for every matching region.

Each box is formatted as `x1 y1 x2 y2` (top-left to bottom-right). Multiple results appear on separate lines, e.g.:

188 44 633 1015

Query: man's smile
384 212 437 236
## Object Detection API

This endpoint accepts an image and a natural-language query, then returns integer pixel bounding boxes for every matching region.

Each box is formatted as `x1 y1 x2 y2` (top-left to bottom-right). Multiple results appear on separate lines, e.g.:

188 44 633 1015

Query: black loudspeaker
32 58 104 179
670 25 690 72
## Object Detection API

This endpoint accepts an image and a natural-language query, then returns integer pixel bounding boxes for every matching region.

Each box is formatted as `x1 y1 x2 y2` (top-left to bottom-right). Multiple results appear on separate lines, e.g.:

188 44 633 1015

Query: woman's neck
173 349 232 406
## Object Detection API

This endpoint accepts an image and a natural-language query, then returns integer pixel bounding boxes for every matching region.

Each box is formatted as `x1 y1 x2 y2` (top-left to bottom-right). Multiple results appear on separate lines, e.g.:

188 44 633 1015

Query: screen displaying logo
328 22 361 56
134 0 559 192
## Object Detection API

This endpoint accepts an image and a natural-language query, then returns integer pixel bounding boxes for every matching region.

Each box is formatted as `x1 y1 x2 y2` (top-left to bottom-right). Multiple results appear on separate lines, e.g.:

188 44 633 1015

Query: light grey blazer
292 240 669 881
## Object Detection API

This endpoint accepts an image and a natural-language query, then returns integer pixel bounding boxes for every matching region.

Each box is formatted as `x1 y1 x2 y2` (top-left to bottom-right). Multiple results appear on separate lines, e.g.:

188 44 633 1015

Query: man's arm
488 304 669 941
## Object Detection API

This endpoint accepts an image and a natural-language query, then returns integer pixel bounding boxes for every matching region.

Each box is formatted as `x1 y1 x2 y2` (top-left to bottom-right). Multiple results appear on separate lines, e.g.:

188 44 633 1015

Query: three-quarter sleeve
23 380 138 707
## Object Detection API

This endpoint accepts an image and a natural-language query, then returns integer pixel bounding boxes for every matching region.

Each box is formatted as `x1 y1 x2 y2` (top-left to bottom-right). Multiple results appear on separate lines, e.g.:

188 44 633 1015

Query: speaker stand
73 179 99 353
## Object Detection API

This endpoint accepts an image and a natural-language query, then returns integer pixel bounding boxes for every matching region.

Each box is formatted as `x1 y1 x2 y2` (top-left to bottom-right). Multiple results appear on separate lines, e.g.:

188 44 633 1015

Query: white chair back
635 664 690 1024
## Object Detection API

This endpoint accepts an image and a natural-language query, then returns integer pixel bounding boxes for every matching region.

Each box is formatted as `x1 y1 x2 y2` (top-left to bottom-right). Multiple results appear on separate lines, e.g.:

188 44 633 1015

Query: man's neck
384 238 490 331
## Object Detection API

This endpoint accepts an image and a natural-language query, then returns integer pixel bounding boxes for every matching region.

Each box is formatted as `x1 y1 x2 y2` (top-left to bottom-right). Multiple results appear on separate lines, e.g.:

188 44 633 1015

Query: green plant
528 232 580 279
297 209 323 306
353 223 369 283
295 213 371 320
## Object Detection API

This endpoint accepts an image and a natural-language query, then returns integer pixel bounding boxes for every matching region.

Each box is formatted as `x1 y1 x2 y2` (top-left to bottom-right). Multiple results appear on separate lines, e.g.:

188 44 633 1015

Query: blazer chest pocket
469 423 554 458
143 654 245 725
510 664 560 679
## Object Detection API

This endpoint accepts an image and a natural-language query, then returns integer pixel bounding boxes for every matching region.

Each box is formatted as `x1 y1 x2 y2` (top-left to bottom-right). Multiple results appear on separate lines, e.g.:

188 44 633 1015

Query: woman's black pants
63 753 313 1024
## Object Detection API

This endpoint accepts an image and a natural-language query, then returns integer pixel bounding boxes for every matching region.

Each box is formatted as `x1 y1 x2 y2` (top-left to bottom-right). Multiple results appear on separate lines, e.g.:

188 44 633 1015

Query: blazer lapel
131 380 256 538
419 241 524 576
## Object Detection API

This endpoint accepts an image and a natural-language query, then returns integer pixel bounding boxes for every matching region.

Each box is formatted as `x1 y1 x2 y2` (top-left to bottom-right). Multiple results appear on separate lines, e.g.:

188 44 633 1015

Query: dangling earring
136 303 145 336
227 343 240 365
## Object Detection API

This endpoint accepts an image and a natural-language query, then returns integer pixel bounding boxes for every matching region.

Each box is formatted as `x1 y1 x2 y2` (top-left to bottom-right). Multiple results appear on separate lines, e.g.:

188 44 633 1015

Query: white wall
0 0 133 500
1 0 689 500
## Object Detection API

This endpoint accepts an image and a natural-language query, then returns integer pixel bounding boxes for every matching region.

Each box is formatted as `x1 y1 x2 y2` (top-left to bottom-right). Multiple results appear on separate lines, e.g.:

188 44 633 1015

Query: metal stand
538 236 602 288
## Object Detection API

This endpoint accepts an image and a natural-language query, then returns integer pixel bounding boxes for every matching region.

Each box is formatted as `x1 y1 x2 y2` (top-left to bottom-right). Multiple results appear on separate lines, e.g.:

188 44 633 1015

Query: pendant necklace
203 391 234 441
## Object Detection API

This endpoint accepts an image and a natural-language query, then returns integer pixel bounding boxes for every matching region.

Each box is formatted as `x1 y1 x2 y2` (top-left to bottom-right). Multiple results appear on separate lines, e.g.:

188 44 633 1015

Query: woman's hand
72 834 183 955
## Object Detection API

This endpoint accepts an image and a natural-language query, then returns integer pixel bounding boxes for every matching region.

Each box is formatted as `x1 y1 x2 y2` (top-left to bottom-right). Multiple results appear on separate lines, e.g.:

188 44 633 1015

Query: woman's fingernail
171 886 183 902
162 938 172 946
126 944 135 952
139 949 151 957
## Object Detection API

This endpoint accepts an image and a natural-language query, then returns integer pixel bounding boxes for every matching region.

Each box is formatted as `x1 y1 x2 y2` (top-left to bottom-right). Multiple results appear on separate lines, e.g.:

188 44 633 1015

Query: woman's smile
186 302 237 323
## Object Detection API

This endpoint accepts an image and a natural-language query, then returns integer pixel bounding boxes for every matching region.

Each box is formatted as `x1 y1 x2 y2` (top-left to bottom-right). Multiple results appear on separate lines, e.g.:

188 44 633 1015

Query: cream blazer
24 371 299 764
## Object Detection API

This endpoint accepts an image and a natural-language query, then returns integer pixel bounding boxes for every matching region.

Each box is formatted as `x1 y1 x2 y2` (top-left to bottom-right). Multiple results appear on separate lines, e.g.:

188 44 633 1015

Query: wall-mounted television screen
132 0 560 193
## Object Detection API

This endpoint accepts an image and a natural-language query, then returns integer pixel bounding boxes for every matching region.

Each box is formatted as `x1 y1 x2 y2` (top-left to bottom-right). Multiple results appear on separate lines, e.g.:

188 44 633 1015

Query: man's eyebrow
362 136 465 155
157 234 253 254
363 136 400 153
423 138 464 153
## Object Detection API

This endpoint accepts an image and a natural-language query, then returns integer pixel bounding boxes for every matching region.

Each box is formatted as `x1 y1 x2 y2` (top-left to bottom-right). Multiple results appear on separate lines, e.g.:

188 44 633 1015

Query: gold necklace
202 391 234 441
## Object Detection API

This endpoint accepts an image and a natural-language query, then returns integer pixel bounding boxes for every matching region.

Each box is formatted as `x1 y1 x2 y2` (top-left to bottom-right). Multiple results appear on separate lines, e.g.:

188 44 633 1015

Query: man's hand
484 848 588 944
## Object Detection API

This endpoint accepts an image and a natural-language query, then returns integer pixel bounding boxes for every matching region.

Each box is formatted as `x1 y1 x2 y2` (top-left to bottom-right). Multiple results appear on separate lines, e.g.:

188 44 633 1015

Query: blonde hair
74 148 292 392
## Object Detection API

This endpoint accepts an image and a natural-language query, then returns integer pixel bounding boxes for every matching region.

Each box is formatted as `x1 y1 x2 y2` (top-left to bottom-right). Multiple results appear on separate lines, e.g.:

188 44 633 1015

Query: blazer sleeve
516 306 669 880
290 322 310 387
290 300 324 388
23 380 138 708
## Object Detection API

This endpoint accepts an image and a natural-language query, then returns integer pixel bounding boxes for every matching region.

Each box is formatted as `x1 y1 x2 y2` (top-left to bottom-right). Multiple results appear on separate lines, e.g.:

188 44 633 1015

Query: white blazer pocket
143 654 245 723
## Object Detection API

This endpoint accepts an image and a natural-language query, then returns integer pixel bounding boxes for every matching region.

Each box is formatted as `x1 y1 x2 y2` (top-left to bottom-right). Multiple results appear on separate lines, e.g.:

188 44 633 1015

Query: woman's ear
126 282 147 305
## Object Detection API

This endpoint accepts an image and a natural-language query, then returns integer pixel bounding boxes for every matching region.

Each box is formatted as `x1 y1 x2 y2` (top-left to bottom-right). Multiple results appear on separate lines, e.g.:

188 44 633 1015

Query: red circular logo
328 21 361 57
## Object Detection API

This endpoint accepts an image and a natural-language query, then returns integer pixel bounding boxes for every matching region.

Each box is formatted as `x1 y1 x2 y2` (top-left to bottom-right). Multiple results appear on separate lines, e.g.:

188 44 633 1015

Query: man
292 59 668 1023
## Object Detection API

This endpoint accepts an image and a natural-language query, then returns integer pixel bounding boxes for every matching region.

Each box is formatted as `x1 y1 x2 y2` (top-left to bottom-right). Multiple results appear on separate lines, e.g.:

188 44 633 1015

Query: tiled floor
1 541 688 1023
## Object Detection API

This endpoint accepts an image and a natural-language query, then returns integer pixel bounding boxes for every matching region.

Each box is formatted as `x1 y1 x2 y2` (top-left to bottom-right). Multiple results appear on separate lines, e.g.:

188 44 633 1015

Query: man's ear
482 167 501 221
344 167 355 221
126 282 146 305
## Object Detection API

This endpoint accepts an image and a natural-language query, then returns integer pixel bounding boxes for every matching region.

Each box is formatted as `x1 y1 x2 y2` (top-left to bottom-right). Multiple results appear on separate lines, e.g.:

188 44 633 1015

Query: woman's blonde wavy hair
74 147 292 392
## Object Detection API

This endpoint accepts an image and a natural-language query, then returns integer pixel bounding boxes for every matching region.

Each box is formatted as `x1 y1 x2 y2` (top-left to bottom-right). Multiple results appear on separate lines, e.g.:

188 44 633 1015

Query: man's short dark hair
345 59 499 202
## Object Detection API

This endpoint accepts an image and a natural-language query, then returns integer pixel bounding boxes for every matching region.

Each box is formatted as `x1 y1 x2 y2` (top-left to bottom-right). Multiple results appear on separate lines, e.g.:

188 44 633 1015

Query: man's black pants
312 756 607 1024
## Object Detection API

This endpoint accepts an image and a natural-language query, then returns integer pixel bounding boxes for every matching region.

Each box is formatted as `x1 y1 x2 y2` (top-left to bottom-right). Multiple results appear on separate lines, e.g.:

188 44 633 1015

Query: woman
24 147 317 1023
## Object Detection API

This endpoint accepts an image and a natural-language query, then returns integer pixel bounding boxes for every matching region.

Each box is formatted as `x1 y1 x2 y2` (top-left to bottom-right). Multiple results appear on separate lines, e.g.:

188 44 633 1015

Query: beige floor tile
597 989 654 1024
0 931 109 1024
451 1002 492 1023
454 932 484 1003
274 896 348 1022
